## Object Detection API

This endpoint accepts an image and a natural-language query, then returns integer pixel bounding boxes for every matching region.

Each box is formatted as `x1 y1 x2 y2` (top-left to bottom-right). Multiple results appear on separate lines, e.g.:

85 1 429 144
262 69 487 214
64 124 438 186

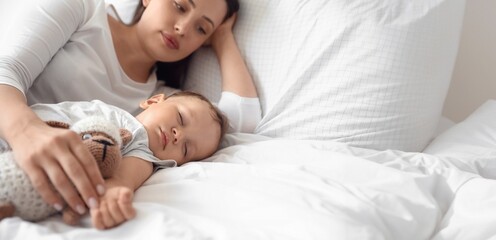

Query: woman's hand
90 186 135 230
209 13 237 52
207 13 258 99
10 122 105 215
0 85 105 216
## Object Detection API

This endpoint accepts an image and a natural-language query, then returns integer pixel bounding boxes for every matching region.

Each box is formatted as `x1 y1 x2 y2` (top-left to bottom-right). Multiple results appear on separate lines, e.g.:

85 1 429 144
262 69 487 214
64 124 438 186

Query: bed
2 0 496 239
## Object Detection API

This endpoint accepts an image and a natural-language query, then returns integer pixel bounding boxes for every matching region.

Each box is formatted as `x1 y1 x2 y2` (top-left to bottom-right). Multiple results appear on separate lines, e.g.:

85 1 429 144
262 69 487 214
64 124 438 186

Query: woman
0 0 259 218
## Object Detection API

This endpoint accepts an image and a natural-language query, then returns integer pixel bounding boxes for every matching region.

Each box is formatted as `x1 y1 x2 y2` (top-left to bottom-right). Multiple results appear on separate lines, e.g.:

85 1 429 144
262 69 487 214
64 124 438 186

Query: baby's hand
90 186 135 230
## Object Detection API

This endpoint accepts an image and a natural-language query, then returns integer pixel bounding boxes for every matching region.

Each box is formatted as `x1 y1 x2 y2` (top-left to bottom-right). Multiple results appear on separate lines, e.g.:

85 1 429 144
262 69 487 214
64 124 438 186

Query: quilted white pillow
107 0 467 152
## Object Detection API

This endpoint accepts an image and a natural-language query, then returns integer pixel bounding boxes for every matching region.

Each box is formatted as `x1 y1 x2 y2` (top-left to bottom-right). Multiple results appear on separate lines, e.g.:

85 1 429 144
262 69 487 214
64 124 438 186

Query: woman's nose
174 21 190 36
174 25 183 36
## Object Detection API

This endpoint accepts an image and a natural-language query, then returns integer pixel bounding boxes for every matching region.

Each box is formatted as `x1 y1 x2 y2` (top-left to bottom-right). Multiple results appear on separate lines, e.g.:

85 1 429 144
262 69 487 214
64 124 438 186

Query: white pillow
423 100 496 179
186 0 467 152
108 0 467 152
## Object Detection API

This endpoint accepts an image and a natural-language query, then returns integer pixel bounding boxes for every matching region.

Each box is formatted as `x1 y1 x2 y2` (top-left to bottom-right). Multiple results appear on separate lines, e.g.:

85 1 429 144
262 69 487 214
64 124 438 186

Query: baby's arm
90 156 153 230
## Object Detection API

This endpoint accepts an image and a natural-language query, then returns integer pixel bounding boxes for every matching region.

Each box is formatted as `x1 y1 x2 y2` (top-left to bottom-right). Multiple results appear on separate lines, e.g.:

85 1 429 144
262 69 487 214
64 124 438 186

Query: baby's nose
172 128 182 143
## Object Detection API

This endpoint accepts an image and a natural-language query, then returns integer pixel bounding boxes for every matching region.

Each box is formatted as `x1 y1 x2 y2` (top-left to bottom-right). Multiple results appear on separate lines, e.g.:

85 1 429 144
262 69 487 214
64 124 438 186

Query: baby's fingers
99 201 116 229
91 208 105 230
118 188 136 220
91 188 135 230
91 204 116 230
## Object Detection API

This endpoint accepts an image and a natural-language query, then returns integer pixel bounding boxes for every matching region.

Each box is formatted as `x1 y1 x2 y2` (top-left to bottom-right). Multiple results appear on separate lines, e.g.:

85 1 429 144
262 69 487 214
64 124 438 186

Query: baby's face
137 96 221 165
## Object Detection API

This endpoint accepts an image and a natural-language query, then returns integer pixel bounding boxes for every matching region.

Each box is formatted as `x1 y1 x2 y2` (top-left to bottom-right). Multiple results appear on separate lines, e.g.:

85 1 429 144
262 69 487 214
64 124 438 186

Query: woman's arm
0 85 105 215
209 14 262 133
210 14 257 98
90 156 154 230
0 0 106 215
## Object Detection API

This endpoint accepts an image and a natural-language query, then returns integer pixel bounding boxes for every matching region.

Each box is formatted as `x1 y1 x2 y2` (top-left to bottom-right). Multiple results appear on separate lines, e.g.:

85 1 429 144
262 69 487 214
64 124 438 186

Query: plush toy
0 117 132 224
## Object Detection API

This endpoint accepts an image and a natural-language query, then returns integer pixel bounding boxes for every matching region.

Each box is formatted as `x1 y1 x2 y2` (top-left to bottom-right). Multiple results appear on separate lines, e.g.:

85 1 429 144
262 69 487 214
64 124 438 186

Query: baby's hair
167 91 229 145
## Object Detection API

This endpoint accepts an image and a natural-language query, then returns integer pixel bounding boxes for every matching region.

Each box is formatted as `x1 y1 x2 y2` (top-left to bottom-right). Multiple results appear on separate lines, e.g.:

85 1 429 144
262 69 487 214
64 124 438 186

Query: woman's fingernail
88 197 98 209
76 205 86 215
97 185 105 195
54 203 63 212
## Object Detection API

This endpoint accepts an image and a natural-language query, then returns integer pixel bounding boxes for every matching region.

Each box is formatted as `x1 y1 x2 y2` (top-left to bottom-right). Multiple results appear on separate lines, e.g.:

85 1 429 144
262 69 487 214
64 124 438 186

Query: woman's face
137 0 227 62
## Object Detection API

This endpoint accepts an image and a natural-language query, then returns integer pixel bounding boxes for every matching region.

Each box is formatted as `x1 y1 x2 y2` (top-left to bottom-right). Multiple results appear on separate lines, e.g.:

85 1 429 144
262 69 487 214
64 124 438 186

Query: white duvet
1 133 495 240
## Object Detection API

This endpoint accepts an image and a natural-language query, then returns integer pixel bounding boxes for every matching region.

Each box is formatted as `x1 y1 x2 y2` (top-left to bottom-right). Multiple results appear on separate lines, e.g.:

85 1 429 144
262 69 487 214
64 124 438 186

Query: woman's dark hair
131 0 240 89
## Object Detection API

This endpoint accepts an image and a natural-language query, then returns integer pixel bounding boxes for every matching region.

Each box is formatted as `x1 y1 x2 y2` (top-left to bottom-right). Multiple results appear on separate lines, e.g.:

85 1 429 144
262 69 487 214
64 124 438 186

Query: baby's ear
45 121 70 129
119 129 132 147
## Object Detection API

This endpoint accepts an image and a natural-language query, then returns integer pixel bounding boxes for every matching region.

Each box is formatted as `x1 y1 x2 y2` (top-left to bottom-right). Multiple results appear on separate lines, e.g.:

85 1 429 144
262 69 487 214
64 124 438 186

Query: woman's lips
162 32 179 49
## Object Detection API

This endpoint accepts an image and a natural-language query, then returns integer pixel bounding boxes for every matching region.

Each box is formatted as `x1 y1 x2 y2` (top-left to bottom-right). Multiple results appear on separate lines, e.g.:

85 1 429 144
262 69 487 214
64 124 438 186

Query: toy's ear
119 129 132 147
45 121 70 129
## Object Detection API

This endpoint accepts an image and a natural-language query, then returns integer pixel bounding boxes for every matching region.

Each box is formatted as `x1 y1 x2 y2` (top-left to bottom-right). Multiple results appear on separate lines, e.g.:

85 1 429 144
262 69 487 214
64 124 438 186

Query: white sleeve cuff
217 91 261 133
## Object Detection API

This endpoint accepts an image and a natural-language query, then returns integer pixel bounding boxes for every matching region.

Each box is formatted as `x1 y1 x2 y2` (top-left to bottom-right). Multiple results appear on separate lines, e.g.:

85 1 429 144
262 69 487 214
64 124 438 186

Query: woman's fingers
72 140 106 197
61 133 105 208
15 126 104 214
224 12 237 27
209 13 237 52
43 152 87 215
23 163 64 211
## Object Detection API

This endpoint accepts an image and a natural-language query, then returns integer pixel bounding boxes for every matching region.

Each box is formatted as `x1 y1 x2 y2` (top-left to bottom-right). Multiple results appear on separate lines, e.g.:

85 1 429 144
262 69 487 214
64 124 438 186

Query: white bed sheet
1 133 493 240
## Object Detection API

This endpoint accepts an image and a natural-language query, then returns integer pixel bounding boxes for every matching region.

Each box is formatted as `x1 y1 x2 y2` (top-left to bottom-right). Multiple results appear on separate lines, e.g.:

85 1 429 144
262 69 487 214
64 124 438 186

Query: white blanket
0 134 494 240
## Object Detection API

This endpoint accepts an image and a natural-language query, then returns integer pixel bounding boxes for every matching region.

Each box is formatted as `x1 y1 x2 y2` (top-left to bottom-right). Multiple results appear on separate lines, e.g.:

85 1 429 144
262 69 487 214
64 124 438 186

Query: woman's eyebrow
187 0 215 28
202 16 215 29
188 0 196 8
